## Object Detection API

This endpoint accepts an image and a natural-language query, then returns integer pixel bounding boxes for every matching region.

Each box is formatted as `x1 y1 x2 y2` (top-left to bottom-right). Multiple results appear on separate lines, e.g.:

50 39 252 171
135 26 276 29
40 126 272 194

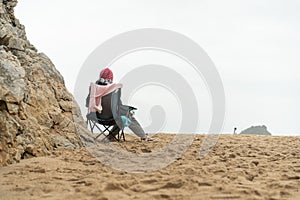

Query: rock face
240 125 272 136
0 0 85 166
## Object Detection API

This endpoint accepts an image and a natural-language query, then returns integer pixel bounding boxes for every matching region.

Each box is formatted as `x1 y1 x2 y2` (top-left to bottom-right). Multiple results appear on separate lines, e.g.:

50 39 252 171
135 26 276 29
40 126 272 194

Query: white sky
15 0 300 135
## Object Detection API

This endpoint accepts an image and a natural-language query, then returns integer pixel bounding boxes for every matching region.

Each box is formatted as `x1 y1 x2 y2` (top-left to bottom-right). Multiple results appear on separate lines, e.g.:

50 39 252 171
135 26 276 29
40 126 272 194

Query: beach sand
0 134 299 200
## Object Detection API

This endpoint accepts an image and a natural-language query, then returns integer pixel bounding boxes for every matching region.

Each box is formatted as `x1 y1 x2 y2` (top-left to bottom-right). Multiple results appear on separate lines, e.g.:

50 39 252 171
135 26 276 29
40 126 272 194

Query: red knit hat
99 68 113 82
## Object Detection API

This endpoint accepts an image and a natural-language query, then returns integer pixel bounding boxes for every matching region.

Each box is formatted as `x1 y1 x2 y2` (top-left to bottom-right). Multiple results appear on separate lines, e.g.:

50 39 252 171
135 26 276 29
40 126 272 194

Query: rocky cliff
0 0 85 166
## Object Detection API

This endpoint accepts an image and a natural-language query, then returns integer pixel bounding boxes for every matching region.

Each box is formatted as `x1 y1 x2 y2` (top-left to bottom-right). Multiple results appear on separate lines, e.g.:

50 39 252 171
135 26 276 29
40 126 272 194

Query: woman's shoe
141 136 153 141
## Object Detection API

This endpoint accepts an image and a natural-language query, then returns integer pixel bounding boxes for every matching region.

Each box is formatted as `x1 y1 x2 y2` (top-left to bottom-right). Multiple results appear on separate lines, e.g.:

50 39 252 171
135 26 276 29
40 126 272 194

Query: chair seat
87 112 114 124
97 118 115 126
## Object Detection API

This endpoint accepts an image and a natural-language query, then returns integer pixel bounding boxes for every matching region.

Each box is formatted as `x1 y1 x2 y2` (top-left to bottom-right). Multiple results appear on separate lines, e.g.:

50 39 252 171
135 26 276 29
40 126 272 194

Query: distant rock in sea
240 125 272 135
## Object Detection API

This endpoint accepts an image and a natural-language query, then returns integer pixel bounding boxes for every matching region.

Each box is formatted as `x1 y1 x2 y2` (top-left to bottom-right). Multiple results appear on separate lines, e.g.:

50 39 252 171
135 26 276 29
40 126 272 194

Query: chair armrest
119 105 137 118
121 105 137 111
128 106 137 111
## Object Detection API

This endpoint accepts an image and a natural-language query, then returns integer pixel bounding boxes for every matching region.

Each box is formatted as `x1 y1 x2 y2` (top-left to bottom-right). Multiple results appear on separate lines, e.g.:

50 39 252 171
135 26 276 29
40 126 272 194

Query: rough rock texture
240 125 272 135
0 0 85 166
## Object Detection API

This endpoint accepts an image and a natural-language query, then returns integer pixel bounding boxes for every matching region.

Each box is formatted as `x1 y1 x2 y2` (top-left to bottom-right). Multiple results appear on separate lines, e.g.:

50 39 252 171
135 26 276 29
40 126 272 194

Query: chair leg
100 125 119 142
88 121 125 142
118 130 121 142
88 120 93 133
121 129 125 141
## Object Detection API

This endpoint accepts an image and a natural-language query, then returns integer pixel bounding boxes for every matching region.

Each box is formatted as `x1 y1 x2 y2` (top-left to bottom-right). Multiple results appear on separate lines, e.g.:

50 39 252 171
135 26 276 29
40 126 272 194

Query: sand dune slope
0 134 299 200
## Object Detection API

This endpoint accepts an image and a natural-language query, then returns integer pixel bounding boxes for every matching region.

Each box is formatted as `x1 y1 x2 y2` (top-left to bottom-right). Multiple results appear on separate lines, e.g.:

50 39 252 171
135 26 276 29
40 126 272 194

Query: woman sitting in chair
86 68 152 141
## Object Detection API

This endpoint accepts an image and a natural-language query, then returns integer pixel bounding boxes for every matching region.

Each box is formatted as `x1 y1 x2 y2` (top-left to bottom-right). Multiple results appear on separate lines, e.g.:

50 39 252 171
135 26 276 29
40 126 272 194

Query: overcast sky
15 0 300 135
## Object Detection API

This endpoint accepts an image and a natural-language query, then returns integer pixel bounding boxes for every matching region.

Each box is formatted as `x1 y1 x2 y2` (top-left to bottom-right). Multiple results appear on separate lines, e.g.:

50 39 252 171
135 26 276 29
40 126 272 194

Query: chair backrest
96 89 121 120
111 89 123 128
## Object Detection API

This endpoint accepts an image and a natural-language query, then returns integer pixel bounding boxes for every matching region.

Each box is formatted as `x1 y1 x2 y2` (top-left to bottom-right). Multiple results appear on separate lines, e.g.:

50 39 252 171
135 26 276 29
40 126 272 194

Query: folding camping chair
86 89 136 142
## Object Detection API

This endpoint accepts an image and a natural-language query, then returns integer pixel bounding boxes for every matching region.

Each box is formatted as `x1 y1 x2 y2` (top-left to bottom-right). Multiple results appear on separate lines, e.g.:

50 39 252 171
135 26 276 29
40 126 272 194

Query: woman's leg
128 116 146 138
119 105 149 139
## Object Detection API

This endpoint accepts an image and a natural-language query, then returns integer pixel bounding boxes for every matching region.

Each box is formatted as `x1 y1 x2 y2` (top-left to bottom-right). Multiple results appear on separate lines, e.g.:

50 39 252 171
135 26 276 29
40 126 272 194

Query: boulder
240 125 272 136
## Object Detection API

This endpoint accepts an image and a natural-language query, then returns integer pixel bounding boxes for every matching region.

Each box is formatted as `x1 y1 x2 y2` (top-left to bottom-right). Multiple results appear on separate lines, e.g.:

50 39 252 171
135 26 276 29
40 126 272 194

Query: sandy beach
1 0 299 200
0 134 299 200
